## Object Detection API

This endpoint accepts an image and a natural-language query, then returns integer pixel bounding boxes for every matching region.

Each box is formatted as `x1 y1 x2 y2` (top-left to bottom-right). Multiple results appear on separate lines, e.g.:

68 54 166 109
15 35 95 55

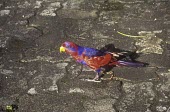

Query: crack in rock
117 82 155 112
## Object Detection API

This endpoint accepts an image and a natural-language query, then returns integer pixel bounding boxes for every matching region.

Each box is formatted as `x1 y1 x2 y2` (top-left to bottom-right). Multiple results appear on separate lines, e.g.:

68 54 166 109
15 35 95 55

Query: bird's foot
79 73 102 82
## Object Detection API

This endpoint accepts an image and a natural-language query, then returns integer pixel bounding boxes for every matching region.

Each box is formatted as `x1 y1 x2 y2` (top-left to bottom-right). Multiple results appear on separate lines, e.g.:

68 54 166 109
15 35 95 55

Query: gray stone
156 70 170 100
46 73 65 93
21 56 58 63
82 66 93 71
0 69 13 75
0 10 10 16
34 1 43 9
83 98 116 112
56 63 68 69
48 85 58 93
91 30 111 39
40 2 61 16
18 78 28 90
27 88 38 95
0 36 9 48
57 9 98 19
52 73 65 82
167 107 170 112
0 0 169 112
117 82 155 111
63 0 85 9
156 106 167 112
0 97 16 107
158 71 170 92
18 1 31 8
135 31 163 54
78 20 93 34
69 88 85 93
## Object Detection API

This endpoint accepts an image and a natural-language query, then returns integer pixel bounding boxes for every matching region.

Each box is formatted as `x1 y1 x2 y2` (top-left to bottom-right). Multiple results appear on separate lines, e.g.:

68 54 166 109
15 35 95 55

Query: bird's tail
117 60 147 67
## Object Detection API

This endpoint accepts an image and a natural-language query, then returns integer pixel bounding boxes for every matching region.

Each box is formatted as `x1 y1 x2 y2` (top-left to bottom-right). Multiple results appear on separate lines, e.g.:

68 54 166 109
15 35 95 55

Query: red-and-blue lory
60 42 145 81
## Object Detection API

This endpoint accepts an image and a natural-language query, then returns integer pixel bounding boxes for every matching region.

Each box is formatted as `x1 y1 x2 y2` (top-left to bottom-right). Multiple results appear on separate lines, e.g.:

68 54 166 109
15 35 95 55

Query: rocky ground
0 0 170 112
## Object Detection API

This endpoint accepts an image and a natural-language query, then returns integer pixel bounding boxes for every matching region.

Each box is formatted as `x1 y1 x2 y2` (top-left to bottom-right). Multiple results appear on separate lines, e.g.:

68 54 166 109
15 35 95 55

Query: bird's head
60 41 78 53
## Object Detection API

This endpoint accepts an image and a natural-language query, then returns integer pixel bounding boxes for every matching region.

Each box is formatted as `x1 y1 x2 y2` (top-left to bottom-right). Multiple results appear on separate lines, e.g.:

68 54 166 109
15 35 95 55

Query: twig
117 31 146 38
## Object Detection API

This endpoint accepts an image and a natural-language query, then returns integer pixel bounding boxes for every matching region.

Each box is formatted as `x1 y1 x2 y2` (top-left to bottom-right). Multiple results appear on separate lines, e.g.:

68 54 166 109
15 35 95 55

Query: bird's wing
74 46 105 66
83 53 112 70
83 47 105 57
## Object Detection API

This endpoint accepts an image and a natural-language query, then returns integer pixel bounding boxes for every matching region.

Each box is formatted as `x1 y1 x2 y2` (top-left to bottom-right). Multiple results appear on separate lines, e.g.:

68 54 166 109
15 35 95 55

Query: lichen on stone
40 2 61 16
136 31 163 54
27 88 38 95
69 88 85 93
57 9 97 19
0 10 10 16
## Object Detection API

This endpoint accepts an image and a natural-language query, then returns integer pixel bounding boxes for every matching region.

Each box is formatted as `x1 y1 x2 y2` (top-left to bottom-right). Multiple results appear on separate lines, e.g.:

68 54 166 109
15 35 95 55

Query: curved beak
60 46 65 53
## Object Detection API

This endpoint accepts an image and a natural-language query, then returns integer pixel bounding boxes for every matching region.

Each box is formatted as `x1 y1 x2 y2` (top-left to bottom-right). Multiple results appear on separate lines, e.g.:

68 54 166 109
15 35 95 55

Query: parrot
60 41 146 81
